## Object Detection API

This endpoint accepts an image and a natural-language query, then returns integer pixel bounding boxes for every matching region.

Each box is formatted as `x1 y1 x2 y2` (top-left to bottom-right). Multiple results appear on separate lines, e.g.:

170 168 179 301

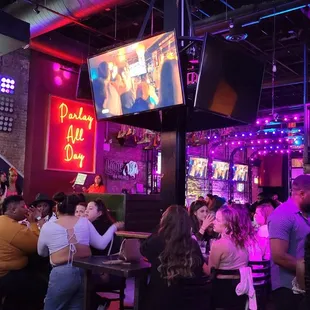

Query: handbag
119 238 142 262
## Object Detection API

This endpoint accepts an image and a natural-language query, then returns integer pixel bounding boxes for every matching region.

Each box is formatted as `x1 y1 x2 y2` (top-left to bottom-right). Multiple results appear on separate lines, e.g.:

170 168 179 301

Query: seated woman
85 199 122 309
140 205 209 310
37 194 123 310
204 205 250 309
85 199 120 256
75 202 86 217
83 175 106 194
189 200 217 250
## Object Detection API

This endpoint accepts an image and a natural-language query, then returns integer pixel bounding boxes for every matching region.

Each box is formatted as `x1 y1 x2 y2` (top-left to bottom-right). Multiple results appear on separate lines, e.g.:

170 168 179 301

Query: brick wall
87 121 147 194
0 49 30 175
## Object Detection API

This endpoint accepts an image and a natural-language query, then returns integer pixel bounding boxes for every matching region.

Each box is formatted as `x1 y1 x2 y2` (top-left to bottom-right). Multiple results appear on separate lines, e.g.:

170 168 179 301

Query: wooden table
116 231 151 239
73 256 151 310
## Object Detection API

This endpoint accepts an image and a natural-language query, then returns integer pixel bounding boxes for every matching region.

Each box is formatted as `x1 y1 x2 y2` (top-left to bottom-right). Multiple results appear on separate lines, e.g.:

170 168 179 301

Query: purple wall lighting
0 115 13 132
0 77 15 95
52 63 72 86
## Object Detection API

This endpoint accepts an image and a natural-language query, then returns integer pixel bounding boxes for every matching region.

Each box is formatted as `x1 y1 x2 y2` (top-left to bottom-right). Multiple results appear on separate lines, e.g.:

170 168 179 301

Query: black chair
210 268 248 310
248 260 271 310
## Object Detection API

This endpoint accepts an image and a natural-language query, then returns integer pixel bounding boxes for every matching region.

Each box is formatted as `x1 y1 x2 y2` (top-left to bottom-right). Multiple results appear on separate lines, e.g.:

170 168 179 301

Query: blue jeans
44 265 84 310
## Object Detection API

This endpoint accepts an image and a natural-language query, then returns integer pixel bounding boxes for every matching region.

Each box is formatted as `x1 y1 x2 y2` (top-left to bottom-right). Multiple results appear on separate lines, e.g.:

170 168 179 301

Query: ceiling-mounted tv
212 160 229 180
232 164 248 182
194 35 265 124
88 31 184 120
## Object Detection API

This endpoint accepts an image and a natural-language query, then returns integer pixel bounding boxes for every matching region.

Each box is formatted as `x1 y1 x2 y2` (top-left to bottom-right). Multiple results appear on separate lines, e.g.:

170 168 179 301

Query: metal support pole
303 41 309 173
137 0 157 40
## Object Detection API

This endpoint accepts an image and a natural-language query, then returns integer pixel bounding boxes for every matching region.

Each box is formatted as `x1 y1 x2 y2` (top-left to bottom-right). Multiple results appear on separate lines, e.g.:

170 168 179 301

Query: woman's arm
140 233 162 262
37 225 49 257
88 220 117 250
203 240 225 275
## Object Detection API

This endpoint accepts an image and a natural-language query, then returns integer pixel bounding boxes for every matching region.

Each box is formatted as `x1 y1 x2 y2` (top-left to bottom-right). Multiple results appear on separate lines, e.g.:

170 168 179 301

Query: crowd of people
142 175 310 310
0 174 309 310
0 191 123 310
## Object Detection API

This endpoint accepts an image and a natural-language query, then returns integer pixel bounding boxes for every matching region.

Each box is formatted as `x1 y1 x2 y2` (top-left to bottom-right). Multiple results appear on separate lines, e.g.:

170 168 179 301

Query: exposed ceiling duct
194 0 309 36
4 0 134 38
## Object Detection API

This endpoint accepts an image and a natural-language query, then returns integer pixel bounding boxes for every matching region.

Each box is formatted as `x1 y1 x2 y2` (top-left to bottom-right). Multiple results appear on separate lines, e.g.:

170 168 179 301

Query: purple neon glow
53 63 61 71
63 71 71 80
54 76 63 86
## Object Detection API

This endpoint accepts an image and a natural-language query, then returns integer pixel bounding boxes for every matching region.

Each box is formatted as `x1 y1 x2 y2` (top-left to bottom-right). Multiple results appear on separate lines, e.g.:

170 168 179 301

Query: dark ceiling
2 0 310 111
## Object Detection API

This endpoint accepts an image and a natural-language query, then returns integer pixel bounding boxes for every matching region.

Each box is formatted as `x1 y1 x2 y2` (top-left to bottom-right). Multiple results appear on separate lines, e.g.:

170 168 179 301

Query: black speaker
76 63 92 100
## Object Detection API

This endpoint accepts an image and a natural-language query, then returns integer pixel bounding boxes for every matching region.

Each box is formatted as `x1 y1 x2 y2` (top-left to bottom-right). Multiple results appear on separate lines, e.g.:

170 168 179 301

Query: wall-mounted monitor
188 157 208 179
292 158 303 168
212 160 229 180
232 164 248 182
194 35 264 124
88 31 184 120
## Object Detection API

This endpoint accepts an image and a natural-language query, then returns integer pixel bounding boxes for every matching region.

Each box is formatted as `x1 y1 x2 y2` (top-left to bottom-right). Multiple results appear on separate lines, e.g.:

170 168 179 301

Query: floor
107 279 134 310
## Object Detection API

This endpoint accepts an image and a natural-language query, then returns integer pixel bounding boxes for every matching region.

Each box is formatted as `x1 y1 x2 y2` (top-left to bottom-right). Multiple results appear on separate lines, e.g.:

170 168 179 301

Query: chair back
248 260 271 286
210 268 247 310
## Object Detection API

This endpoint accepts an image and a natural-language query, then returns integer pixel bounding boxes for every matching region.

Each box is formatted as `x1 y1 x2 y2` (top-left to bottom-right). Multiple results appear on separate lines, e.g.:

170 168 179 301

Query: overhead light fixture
225 24 248 42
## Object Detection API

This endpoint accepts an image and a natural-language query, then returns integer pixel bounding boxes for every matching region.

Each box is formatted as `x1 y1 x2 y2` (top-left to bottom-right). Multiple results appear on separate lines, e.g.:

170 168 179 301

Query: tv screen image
232 164 248 182
188 157 208 179
88 31 184 120
292 158 303 168
212 161 229 180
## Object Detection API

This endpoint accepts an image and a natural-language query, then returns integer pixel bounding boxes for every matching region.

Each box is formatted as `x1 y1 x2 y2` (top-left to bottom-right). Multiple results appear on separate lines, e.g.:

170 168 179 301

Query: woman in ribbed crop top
203 205 252 309
37 194 123 310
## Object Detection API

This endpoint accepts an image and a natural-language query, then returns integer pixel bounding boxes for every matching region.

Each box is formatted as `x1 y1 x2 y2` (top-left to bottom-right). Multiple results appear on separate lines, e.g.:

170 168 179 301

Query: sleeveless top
37 217 116 265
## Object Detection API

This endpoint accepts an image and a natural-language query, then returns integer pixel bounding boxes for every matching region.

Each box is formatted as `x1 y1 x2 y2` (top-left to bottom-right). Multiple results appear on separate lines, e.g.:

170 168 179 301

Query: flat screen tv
188 157 208 179
88 31 184 120
292 158 303 168
194 35 265 124
212 160 229 180
232 164 248 182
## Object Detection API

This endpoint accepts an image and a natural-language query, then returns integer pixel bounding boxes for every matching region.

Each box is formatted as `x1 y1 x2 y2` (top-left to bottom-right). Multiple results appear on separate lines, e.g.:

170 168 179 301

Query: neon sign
45 96 96 172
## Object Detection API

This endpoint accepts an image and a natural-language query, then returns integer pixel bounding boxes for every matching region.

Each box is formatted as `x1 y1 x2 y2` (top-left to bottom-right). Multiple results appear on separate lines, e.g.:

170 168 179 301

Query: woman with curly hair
140 205 209 310
204 205 250 309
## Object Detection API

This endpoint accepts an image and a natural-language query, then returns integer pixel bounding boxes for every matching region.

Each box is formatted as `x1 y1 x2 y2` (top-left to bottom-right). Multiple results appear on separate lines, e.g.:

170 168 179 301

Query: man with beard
268 175 310 310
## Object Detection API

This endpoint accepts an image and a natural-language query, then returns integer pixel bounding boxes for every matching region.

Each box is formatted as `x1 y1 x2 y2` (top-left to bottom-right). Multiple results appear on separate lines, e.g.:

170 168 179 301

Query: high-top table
115 231 151 239
73 256 151 310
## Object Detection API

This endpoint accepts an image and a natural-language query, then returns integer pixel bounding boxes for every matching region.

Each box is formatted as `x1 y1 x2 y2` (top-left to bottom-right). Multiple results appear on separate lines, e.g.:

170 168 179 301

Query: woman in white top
250 203 274 260
37 194 123 310
203 205 251 309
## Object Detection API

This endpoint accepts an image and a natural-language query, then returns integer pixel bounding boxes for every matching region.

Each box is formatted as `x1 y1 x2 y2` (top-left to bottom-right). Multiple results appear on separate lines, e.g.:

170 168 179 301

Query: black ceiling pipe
194 0 309 36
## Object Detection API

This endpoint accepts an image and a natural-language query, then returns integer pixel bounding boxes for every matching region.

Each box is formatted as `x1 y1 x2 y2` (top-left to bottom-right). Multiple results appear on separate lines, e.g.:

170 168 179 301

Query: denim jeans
44 264 84 310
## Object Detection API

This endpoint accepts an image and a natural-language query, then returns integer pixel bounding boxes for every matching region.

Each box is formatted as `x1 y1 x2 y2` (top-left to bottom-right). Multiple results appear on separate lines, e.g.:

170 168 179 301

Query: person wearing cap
32 193 57 223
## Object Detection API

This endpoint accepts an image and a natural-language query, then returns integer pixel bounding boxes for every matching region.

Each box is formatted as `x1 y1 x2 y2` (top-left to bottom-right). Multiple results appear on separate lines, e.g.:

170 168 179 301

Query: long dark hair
0 171 6 196
91 199 115 225
57 194 80 216
305 233 310 306
189 200 208 234
94 175 103 186
158 205 201 284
